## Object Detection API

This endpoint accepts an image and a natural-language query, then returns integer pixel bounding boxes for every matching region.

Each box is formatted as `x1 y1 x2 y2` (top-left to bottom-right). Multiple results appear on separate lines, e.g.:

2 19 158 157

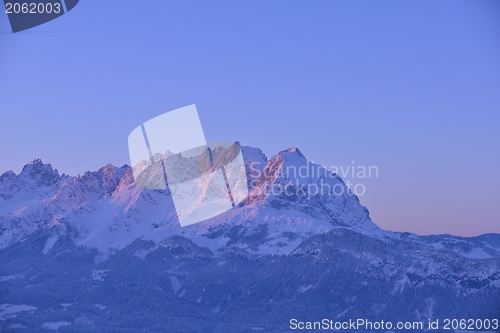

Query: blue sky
1 0 499 236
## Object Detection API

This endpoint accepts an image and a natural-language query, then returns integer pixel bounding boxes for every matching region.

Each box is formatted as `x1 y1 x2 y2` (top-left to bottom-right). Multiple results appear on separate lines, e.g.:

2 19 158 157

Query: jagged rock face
18 158 61 188
0 171 20 200
247 148 377 232
0 144 498 331
0 160 129 248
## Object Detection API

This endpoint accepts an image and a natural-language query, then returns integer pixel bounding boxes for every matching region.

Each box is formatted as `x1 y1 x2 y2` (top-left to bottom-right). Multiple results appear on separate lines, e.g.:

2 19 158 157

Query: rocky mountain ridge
0 144 498 332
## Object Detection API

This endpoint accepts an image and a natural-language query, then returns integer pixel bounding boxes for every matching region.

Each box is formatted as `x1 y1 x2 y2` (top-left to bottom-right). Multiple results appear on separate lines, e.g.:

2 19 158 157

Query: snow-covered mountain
0 144 498 332
0 144 382 255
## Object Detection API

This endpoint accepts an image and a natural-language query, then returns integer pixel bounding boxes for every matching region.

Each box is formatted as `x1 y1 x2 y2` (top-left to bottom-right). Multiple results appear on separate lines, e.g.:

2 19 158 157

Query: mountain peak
280 147 303 156
29 158 43 164
19 158 60 187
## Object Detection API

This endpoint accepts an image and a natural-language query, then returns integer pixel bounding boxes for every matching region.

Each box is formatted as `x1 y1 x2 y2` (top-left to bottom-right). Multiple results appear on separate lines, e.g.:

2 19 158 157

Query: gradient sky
1 0 499 236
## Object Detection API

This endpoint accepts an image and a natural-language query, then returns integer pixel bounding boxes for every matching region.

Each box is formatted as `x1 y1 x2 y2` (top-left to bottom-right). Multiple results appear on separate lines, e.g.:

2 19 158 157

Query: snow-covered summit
18 158 61 188
247 147 379 234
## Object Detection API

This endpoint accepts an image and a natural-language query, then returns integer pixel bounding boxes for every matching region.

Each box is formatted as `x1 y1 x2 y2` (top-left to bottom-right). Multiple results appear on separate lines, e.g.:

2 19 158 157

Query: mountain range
0 143 498 332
